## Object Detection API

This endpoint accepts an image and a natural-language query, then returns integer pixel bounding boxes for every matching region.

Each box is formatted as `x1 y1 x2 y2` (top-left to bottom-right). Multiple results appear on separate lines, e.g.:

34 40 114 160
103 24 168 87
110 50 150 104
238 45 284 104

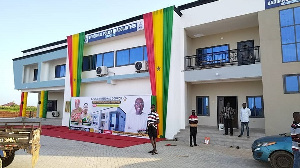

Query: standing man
238 102 251 138
147 104 159 155
291 112 300 168
189 110 198 147
221 102 235 136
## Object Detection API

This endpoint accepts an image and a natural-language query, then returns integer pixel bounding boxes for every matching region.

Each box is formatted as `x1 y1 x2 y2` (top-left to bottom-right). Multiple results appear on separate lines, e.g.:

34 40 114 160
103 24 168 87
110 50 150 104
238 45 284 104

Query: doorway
217 96 238 128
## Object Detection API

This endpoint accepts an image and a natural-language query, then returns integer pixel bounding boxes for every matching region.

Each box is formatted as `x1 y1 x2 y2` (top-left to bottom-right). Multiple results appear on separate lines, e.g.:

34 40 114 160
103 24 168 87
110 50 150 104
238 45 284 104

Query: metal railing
185 46 260 70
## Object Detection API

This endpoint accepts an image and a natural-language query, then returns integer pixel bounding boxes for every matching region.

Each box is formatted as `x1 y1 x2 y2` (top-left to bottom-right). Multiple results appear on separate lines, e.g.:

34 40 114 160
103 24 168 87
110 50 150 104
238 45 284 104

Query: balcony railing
185 46 260 70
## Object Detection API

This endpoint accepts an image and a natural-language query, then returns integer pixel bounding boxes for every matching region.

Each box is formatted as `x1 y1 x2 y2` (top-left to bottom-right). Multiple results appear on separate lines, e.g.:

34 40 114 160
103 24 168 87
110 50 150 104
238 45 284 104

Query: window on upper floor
284 74 300 94
280 7 300 62
247 96 264 118
33 69 38 81
196 96 209 116
55 64 66 78
82 55 97 71
96 51 114 68
196 44 229 66
116 46 147 66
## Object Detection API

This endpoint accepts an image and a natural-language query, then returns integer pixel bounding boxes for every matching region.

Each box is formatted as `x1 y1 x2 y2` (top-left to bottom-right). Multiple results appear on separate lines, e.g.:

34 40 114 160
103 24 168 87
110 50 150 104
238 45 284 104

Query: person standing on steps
189 110 198 147
221 102 235 136
238 102 251 138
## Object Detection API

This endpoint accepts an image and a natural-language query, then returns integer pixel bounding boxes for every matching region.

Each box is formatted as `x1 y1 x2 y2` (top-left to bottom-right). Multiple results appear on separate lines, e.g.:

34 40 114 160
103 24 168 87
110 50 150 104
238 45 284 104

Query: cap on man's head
242 102 246 104
191 110 195 113
151 104 156 108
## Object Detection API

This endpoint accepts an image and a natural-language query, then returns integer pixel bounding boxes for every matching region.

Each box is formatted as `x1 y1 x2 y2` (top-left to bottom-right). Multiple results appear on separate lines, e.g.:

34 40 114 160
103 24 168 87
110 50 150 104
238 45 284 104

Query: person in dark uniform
189 110 198 147
221 102 235 136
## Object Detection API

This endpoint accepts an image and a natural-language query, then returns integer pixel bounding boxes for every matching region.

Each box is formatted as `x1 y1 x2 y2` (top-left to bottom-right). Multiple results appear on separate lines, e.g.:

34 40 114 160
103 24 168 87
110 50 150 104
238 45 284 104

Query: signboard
69 95 150 135
265 0 300 9
85 19 144 43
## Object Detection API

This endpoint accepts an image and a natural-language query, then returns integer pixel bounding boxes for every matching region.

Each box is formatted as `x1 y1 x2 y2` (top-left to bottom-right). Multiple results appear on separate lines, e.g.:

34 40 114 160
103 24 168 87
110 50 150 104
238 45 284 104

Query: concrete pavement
8 135 271 168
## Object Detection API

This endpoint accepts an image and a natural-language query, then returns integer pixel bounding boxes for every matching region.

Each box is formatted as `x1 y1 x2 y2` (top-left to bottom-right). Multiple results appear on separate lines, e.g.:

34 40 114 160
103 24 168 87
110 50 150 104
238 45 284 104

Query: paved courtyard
8 135 271 168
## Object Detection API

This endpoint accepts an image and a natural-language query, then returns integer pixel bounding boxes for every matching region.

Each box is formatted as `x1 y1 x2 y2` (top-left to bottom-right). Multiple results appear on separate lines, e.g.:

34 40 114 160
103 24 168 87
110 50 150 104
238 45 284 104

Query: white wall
23 64 38 83
47 92 64 119
48 58 67 81
181 0 265 28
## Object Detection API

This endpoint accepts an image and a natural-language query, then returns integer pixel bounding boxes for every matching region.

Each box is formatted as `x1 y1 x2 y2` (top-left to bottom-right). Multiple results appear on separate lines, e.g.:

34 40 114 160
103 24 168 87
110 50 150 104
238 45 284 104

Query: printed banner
85 20 144 43
265 0 300 9
69 96 151 135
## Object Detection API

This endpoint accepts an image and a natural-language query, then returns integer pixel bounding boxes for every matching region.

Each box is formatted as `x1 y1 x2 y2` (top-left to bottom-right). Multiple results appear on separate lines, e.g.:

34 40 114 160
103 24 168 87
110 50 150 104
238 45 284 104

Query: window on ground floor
47 100 57 111
284 74 300 93
247 96 264 118
196 96 209 116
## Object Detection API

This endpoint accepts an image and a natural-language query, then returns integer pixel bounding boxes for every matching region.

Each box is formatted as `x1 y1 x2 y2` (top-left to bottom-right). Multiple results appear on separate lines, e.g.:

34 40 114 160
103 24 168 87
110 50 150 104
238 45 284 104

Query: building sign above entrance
265 0 300 9
85 19 144 43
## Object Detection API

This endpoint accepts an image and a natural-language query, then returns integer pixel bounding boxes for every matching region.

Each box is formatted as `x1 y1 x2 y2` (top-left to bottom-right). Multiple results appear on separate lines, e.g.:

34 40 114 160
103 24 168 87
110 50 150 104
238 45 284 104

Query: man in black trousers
221 102 235 136
189 110 198 147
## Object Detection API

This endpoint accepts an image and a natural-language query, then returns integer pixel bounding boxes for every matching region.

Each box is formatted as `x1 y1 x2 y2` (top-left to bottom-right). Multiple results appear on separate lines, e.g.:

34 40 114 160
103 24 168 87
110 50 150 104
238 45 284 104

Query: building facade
13 0 300 138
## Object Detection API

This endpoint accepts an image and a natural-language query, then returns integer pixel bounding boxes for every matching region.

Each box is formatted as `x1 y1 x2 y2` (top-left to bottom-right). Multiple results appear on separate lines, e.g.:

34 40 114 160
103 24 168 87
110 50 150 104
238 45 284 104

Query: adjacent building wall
189 80 264 129
259 3 300 135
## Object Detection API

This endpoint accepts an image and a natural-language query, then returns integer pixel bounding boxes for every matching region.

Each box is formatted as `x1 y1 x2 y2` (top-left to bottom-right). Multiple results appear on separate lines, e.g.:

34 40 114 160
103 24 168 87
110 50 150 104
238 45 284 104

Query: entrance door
237 40 255 65
217 96 238 128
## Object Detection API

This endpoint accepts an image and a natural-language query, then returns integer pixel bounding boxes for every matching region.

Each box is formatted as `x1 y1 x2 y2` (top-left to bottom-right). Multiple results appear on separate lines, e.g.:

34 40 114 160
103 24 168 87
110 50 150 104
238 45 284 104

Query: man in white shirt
238 102 251 138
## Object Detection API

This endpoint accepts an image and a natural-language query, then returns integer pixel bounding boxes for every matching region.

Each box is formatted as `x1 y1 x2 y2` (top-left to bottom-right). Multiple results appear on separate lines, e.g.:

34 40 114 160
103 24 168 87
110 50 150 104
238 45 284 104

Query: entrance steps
173 125 265 149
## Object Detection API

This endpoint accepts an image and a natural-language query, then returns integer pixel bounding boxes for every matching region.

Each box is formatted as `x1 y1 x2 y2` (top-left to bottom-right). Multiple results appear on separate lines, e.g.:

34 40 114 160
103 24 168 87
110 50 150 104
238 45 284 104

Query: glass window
130 47 143 64
82 56 90 71
55 64 66 78
281 26 295 44
247 96 263 118
47 100 57 111
282 44 297 62
103 52 114 67
294 7 300 25
197 45 229 65
280 7 300 62
91 55 97 70
96 54 103 67
33 69 38 81
196 96 209 116
284 75 300 93
144 46 148 61
280 9 294 27
116 49 129 66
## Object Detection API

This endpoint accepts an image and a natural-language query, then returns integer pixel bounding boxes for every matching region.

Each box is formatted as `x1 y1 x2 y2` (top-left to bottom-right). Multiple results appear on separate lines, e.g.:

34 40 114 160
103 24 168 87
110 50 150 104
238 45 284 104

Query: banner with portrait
69 95 151 135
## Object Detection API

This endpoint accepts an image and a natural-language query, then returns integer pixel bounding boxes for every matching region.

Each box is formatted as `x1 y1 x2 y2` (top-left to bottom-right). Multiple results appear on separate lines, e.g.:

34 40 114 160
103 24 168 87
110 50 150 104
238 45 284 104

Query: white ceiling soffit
185 12 259 38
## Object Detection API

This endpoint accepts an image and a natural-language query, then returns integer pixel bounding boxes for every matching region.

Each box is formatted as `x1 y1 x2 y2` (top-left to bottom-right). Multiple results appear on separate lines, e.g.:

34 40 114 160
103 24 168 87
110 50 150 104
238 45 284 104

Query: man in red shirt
189 110 198 147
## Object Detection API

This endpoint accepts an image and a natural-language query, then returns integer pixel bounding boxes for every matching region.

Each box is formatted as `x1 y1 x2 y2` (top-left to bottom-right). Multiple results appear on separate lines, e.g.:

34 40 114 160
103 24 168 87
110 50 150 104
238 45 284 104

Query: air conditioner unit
135 61 148 72
96 66 108 76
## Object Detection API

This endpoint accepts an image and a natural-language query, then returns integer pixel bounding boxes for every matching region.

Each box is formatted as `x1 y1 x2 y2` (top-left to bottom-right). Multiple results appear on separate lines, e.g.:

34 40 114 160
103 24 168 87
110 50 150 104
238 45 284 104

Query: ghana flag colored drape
143 6 173 138
67 32 85 97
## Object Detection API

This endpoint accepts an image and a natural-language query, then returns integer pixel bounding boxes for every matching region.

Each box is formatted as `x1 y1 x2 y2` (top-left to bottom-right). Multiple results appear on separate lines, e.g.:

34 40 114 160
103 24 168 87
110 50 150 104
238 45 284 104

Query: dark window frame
283 74 300 94
196 96 210 116
47 100 57 111
33 69 38 81
246 96 264 118
279 7 300 63
116 45 147 67
55 64 66 78
196 44 230 65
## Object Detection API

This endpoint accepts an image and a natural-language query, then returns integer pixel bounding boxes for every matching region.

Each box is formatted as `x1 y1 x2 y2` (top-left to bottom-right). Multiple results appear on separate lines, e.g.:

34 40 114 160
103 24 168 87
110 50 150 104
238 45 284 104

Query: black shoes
190 145 193 147
194 144 198 146
238 135 242 137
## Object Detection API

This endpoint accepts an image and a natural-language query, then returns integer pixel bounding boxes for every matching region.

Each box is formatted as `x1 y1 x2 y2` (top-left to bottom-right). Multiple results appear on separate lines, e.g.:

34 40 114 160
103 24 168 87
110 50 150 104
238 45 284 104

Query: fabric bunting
143 6 174 138
67 32 85 97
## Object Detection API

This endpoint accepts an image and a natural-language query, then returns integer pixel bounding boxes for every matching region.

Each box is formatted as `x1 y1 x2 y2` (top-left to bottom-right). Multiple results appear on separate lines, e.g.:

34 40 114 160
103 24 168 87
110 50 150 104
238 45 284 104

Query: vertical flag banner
19 92 24 117
67 32 85 97
42 91 48 118
22 92 28 117
39 91 44 118
143 6 174 138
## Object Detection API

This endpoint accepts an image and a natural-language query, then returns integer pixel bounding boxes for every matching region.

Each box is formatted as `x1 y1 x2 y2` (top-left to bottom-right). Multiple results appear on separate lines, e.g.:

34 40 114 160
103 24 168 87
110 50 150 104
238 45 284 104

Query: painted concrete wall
23 63 38 83
188 80 264 129
181 0 264 28
47 92 64 119
259 3 300 135
47 58 66 81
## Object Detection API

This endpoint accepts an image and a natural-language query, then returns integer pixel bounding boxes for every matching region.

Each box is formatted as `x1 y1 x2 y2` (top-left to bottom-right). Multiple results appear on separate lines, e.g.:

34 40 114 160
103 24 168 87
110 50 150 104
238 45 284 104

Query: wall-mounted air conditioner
96 66 108 76
135 61 148 72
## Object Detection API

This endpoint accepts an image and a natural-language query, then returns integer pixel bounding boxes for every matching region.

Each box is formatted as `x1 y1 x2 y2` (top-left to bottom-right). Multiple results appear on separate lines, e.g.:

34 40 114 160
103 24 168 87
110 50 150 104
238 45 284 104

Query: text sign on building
265 0 300 9
85 19 144 43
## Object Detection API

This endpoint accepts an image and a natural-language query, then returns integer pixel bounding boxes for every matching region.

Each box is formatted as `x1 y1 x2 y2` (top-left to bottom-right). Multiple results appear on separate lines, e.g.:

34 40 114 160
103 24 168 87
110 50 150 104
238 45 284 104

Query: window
196 96 209 116
82 56 90 71
55 64 66 78
33 69 38 81
247 96 264 118
280 7 300 62
196 44 229 65
47 100 57 111
284 74 300 93
96 51 114 68
116 46 147 66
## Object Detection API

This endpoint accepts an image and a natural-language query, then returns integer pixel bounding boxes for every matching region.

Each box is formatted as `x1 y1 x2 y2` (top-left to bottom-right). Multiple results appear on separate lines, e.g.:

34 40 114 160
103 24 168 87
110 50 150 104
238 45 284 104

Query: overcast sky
0 0 195 106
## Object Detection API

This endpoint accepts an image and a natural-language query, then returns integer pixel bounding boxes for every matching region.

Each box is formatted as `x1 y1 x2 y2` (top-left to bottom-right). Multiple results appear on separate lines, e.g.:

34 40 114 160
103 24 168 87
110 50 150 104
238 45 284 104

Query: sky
0 0 196 106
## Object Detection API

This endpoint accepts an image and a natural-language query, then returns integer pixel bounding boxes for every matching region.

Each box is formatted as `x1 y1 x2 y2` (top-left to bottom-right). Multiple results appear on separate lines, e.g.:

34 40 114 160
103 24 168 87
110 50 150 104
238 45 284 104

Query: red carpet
41 125 164 148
